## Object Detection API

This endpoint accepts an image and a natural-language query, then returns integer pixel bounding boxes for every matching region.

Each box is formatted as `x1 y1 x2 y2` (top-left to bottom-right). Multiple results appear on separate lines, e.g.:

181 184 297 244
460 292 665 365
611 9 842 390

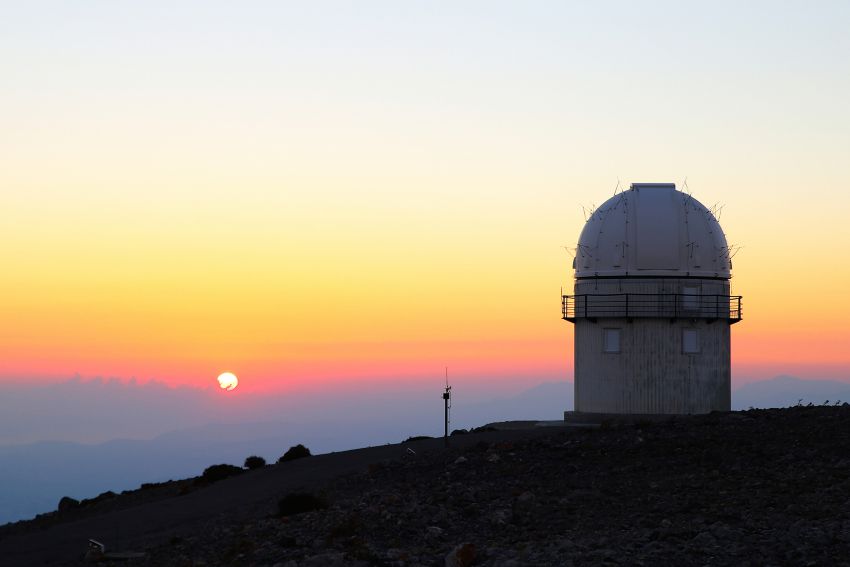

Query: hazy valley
2 375 849 526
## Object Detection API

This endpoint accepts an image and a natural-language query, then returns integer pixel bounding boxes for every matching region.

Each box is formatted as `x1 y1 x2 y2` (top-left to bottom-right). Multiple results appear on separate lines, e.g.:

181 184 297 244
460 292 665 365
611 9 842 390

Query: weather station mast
442 368 451 447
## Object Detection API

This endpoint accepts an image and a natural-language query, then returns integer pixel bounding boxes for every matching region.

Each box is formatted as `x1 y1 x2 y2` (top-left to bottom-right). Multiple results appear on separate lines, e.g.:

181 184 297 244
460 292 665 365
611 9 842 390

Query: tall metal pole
442 368 451 447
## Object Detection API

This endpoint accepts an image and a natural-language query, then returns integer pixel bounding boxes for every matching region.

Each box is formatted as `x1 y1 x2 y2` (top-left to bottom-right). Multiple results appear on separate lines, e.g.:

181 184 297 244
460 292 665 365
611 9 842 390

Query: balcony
562 293 742 323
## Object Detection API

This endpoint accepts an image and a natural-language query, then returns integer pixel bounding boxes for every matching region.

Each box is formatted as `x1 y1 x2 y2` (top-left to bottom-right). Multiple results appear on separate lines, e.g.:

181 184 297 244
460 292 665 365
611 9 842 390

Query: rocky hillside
3 405 850 566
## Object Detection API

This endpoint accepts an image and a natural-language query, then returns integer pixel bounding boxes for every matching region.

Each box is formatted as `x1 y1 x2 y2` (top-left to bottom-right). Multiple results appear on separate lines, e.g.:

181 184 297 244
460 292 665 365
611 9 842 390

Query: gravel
129 405 850 566
0 404 850 567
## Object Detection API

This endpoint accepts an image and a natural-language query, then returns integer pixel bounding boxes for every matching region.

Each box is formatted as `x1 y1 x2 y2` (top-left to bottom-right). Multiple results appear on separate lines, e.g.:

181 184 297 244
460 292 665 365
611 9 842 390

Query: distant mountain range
0 381 571 525
731 375 850 410
1 376 847 525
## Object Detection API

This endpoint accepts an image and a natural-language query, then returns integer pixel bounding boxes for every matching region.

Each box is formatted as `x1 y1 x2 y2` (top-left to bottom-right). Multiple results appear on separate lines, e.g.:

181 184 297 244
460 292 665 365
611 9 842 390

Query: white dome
575 183 731 278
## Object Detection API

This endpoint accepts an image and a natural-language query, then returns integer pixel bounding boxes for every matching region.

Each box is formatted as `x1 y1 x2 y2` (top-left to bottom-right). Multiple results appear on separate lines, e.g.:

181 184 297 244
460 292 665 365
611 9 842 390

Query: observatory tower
563 183 742 415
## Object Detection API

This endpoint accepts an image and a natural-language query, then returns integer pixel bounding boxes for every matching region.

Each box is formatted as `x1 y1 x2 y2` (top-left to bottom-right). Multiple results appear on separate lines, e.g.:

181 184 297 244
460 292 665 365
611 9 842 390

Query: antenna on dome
711 203 725 221
681 177 694 207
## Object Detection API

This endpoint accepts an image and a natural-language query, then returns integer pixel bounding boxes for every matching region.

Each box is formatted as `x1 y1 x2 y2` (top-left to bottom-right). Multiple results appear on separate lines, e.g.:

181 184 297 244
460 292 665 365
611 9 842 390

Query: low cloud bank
3 373 849 446
0 376 571 446
0 377 217 445
0 377 571 524
732 375 850 410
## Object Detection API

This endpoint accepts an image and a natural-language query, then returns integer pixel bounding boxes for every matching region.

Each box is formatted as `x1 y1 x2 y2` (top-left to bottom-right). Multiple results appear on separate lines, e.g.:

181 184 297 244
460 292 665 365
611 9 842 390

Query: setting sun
216 372 238 391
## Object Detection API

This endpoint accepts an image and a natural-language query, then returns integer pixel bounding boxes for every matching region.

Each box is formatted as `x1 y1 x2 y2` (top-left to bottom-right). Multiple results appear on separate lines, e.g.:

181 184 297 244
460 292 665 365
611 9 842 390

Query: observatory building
563 183 742 415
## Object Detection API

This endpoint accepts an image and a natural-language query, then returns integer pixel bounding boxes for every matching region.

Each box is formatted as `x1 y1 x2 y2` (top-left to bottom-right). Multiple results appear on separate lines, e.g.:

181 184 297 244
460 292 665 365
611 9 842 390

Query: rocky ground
3 406 849 566
130 405 850 566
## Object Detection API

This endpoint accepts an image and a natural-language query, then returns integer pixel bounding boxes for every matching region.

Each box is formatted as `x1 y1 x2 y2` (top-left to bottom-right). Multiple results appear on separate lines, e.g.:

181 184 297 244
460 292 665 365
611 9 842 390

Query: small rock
445 542 476 567
514 491 536 513
303 552 346 567
490 508 511 526
487 453 501 463
454 456 468 464
691 531 716 547
427 526 445 537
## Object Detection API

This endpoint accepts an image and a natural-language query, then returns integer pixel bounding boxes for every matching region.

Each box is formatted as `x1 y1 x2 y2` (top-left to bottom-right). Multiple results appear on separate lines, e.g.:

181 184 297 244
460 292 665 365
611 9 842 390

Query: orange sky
2 2 849 392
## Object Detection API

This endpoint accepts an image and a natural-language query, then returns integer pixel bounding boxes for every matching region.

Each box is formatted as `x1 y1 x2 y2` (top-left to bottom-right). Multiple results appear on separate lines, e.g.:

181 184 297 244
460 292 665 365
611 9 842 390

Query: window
603 328 621 353
683 329 700 353
682 285 700 312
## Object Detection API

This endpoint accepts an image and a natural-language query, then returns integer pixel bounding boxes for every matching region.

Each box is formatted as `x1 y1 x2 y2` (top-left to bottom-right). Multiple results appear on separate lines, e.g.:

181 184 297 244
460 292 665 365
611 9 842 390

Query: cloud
0 377 219 444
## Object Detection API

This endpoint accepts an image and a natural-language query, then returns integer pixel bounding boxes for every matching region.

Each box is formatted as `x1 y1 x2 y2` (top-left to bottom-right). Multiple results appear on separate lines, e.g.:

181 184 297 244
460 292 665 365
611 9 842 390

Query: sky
2 1 850 397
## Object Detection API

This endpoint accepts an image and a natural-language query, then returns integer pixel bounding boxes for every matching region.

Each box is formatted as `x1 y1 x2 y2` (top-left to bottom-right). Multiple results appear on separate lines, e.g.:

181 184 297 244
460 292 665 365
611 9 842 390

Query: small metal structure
85 539 146 561
563 183 743 415
88 539 105 554
442 368 451 447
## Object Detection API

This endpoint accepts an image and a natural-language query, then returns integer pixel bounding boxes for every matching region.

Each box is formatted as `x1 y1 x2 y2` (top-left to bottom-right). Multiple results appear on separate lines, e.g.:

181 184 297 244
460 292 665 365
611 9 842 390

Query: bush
277 444 312 463
57 496 79 513
80 490 117 508
277 492 326 516
199 463 244 484
244 455 267 470
403 435 433 443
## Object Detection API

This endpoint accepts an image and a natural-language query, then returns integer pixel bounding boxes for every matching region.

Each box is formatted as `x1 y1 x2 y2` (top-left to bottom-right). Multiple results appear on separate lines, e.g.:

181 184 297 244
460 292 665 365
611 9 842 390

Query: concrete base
564 410 687 425
482 420 598 431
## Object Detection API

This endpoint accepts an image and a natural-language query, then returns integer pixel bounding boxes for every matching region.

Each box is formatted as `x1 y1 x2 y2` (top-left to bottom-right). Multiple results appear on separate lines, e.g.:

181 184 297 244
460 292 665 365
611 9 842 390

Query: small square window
603 328 621 353
683 329 700 353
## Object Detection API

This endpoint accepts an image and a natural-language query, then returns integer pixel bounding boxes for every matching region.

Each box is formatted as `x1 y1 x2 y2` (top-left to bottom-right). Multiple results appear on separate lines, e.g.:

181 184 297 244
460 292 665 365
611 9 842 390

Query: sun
217 372 239 391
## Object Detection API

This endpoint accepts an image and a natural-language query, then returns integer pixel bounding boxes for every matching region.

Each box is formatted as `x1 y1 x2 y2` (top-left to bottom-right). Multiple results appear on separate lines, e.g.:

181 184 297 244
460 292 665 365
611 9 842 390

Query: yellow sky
2 2 849 390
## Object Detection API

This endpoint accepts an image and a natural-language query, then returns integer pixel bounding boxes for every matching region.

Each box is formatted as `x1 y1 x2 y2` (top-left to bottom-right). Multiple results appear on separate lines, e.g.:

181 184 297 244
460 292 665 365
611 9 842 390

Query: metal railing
562 293 742 322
